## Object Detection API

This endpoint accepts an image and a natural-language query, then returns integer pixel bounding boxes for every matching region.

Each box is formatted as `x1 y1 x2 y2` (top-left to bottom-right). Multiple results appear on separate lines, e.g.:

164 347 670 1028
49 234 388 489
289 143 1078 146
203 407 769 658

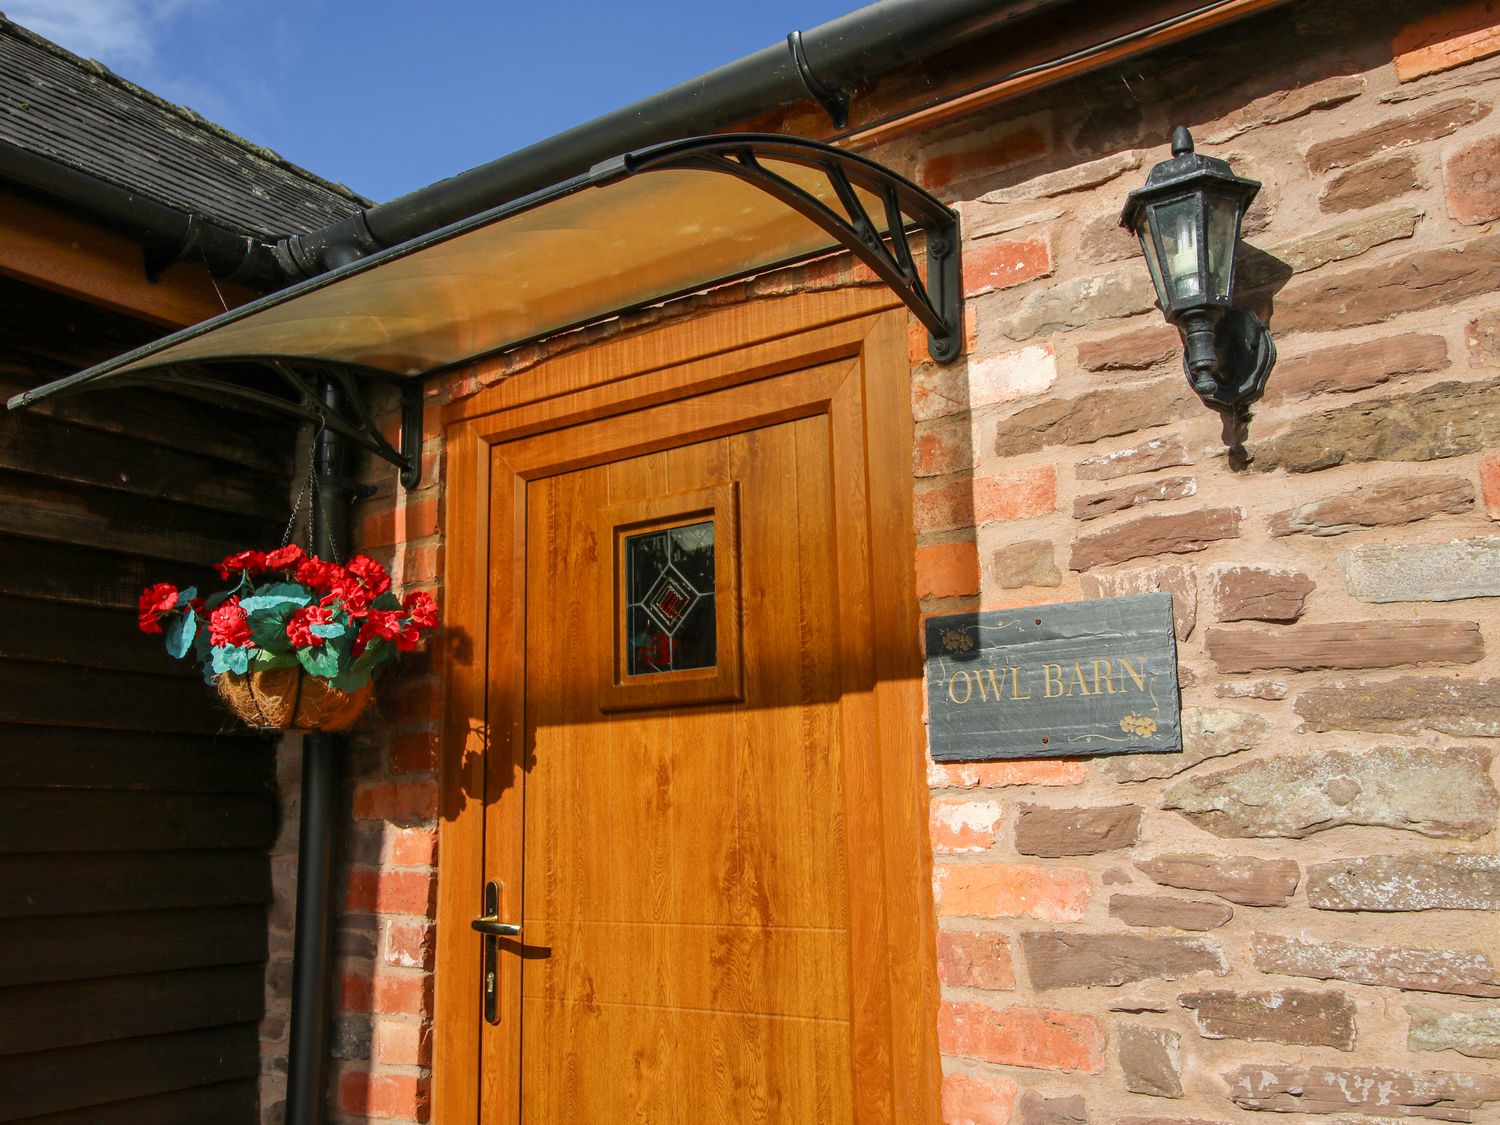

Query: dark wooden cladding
0 906 267 987
0 1024 260 1121
1 281 291 1122
11 1079 260 1125
0 963 265 1053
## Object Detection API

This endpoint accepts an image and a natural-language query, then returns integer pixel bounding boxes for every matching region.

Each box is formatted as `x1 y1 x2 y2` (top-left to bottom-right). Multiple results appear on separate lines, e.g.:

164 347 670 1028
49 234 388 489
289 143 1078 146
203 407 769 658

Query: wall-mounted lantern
1121 126 1274 451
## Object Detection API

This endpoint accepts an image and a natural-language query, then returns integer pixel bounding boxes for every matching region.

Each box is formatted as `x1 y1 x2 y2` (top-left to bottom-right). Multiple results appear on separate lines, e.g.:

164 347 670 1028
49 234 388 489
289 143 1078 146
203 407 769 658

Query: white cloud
6 0 198 71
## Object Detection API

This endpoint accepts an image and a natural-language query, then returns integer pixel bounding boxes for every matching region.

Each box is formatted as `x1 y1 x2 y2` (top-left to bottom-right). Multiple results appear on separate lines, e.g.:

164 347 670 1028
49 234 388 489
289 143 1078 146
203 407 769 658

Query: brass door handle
471 915 521 937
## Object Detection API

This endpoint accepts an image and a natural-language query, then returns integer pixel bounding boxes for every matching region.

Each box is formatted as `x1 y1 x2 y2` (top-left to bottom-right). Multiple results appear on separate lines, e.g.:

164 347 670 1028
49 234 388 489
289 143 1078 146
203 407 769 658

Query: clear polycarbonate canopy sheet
22 156 897 388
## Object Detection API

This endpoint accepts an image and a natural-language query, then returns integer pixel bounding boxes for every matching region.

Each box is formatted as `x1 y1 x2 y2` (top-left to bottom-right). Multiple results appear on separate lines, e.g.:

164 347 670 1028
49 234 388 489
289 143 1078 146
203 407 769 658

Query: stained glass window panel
625 520 716 676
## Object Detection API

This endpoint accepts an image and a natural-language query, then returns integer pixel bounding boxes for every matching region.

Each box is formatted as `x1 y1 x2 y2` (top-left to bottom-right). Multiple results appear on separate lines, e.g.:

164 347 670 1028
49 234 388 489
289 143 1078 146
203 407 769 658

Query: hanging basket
216 667 373 732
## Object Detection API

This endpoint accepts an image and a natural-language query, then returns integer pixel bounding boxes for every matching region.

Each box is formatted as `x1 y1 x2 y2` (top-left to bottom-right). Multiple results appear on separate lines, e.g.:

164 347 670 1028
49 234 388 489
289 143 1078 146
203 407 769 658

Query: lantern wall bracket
596 135 964 364
89 357 425 489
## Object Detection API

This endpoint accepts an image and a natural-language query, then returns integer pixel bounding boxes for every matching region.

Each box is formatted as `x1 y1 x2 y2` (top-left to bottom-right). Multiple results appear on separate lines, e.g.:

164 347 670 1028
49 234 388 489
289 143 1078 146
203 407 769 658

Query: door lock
473 880 519 1023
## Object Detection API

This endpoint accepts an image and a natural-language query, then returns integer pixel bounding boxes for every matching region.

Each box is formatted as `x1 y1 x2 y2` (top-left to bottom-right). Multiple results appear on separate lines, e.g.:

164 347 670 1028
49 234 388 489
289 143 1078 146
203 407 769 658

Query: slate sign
925 593 1181 761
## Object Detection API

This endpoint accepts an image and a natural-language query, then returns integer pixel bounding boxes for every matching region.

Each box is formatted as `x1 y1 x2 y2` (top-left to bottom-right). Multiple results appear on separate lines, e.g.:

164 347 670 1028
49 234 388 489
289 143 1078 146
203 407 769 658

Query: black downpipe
274 0 1072 278
285 379 352 1125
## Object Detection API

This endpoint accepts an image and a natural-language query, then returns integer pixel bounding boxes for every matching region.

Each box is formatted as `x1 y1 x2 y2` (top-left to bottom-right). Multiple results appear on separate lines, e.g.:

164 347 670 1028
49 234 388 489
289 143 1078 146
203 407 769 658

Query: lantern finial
1170 125 1194 156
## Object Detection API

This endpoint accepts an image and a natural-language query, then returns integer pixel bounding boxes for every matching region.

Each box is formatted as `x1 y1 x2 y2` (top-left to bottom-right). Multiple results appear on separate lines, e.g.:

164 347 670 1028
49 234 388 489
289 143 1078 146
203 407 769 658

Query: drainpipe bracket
787 30 851 129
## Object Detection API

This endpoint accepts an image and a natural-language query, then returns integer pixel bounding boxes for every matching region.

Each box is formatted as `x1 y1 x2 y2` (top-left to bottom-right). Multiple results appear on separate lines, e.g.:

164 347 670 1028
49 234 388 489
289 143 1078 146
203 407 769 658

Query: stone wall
901 0 1500 1120
302 0 1500 1120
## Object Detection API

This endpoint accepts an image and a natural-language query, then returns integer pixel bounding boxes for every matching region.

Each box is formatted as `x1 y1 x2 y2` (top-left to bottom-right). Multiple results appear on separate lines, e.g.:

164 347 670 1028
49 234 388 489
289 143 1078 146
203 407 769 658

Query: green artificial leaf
239 592 310 615
250 649 299 670
211 644 251 676
164 609 197 660
373 591 402 611
330 663 373 692
175 586 197 607
205 590 231 611
310 621 345 639
297 644 341 680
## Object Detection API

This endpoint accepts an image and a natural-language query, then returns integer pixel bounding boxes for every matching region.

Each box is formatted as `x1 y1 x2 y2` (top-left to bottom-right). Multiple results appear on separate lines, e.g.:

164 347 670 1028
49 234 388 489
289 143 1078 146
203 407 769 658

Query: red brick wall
262 0 1500 1119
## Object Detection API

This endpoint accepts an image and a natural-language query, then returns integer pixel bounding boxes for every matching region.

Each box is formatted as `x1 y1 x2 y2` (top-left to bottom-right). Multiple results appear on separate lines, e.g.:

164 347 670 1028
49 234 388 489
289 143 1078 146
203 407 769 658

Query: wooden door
435 294 939 1125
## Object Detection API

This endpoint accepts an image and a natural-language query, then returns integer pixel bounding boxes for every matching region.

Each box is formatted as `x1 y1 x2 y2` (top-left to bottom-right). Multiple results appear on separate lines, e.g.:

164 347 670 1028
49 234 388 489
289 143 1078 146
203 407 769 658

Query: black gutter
0 138 280 288
274 0 1075 279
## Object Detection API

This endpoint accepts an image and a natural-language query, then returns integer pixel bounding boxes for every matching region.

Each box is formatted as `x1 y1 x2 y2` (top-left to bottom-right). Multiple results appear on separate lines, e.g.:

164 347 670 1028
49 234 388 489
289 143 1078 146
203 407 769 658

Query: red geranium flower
354 607 404 655
402 589 438 631
286 604 336 649
295 557 344 592
264 544 306 572
345 554 391 597
209 598 255 648
136 582 179 634
216 550 267 581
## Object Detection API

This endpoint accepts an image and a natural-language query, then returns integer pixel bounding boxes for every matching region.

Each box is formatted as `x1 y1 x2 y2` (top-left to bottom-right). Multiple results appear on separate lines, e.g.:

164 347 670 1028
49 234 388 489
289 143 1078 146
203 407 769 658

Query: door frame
433 287 940 1122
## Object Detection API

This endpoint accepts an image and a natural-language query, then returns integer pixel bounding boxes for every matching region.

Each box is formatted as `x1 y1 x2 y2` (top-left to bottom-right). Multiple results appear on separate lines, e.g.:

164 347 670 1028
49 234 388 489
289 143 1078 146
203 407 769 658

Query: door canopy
7 135 962 488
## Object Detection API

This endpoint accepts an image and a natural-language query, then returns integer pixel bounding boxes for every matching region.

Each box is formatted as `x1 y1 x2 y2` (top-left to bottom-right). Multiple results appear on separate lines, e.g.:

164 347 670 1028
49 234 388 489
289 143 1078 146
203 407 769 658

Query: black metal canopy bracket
92 357 424 489
596 135 965 364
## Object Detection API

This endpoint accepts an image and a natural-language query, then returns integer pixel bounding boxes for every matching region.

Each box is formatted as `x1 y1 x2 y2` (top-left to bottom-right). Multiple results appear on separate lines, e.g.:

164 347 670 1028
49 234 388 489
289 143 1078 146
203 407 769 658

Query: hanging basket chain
280 414 326 550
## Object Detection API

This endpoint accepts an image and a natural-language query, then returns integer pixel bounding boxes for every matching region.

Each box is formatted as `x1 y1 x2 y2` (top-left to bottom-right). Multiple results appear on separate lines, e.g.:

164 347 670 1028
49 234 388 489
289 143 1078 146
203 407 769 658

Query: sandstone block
1109 894 1234 932
1014 1090 1088 1125
1118 1023 1183 1098
1136 853 1299 907
1296 676 1500 737
1307 853 1500 911
937 928 1016 990
1225 1063 1500 1117
1073 476 1196 521
1342 537 1500 602
968 344 1058 408
1075 435 1191 480
1265 332 1448 403
1212 567 1314 622
1409 1004 1500 1059
1469 311 1500 364
1253 932 1500 998
1014 804 1142 857
1446 132 1500 224
1204 74 1364 143
1070 508 1241 572
993 540 1062 589
941 1072 1016 1125
996 263 1155 341
1213 679 1287 700
1181 988 1356 1050
1077 208 1139 263
937 1000 1103 1073
1394 1 1500 82
1205 620 1483 673
961 202 1063 242
1241 206 1422 288
1268 473 1474 537
1319 153 1422 213
915 466 1057 533
1100 707 1269 783
979 149 1141 204
1268 238 1500 338
1079 564 1197 641
1117 1119 1229 1125
1305 97 1489 173
1075 325 1180 372
1022 932 1227 990
994 378 1191 457
1162 745 1498 840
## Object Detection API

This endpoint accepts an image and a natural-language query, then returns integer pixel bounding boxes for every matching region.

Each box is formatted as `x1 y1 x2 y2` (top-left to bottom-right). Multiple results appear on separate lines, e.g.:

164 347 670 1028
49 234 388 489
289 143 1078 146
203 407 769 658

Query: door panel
516 419 852 1123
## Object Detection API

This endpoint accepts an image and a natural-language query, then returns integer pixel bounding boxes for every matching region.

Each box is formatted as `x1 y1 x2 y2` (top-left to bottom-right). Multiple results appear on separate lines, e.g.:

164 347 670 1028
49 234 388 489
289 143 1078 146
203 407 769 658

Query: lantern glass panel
1135 208 1169 310
1153 196 1205 307
1205 194 1241 300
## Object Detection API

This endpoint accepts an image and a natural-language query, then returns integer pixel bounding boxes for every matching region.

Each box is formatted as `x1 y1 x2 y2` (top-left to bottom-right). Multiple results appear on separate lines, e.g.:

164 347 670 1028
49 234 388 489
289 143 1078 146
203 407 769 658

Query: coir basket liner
216 667 372 732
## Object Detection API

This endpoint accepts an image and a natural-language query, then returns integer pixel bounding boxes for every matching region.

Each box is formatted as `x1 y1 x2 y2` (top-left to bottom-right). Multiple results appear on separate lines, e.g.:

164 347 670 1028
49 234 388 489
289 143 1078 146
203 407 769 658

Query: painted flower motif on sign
941 629 974 653
1119 712 1158 737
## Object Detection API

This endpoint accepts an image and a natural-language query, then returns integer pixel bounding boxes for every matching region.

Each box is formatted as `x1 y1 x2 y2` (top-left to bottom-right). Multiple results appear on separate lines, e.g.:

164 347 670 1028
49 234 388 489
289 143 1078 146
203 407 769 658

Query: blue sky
10 0 864 203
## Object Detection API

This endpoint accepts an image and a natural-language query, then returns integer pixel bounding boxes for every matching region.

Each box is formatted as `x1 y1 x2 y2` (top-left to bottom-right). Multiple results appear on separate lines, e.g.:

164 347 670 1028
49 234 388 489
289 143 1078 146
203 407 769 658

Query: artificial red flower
286 604 336 649
402 589 438 631
136 583 179 634
208 598 255 648
325 581 371 617
345 554 391 596
393 621 424 652
216 549 267 581
353 607 404 655
264 544 306 572
295 557 344 592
